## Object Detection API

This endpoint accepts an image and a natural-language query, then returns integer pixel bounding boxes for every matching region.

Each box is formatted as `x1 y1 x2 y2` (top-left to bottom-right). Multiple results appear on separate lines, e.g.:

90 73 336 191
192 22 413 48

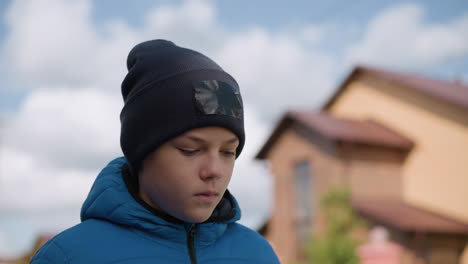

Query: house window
294 160 313 245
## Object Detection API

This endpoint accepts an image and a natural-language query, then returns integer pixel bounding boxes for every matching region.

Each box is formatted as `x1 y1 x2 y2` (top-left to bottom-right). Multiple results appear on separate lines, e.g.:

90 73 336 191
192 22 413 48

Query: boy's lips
194 191 219 203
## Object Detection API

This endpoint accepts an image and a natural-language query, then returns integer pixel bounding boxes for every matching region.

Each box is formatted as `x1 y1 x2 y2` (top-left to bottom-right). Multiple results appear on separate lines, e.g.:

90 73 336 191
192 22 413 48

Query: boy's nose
199 156 223 180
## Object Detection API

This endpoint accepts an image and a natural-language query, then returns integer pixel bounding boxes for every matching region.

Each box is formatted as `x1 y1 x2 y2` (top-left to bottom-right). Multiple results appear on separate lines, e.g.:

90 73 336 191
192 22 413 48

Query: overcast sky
0 0 467 257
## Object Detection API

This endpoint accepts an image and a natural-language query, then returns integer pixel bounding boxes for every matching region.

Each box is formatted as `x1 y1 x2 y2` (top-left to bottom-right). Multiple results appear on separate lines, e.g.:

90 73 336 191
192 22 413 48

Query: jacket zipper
187 224 197 264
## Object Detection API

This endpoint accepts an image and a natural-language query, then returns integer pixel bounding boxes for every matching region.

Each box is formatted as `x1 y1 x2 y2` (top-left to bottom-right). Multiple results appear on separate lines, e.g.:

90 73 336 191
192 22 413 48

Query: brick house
256 66 468 263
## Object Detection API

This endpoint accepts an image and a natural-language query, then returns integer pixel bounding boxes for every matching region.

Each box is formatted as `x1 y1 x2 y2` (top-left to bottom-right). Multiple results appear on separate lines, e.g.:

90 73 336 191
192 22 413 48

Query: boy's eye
222 150 236 157
178 148 199 156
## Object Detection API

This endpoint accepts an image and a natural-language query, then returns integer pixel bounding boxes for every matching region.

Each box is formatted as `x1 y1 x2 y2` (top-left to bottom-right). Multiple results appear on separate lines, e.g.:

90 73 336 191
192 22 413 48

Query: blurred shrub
303 187 367 264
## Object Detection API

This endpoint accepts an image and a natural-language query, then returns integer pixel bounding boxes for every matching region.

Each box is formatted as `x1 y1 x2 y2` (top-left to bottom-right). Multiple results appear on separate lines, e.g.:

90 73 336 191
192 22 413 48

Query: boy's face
138 126 239 223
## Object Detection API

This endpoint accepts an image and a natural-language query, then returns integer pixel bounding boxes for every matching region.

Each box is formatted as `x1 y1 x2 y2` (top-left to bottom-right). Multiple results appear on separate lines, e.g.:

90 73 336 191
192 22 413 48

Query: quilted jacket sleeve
30 239 70 264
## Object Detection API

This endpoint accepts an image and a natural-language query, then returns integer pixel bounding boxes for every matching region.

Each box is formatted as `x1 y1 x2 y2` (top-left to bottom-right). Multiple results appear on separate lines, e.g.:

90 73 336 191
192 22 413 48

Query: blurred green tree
301 187 366 264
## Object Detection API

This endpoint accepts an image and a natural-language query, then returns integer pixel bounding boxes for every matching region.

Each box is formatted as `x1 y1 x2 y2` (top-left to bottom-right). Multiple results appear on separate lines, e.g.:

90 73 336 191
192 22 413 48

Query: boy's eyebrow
185 136 239 144
225 137 239 144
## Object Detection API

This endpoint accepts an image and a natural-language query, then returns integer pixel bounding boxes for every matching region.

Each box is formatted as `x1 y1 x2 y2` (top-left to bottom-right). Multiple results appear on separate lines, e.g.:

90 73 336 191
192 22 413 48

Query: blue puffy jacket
31 157 280 263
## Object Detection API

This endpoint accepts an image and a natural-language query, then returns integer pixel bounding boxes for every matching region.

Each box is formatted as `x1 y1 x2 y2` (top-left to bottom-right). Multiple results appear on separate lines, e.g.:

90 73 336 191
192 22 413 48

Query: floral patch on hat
193 80 243 119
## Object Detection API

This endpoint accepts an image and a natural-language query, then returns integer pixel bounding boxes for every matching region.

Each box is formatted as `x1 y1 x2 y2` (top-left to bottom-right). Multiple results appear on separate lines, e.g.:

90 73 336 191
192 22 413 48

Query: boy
31 39 280 263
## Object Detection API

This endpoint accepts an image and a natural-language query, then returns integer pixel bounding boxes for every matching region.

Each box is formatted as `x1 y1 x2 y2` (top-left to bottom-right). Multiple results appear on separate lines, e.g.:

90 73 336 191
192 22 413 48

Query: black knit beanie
120 39 245 178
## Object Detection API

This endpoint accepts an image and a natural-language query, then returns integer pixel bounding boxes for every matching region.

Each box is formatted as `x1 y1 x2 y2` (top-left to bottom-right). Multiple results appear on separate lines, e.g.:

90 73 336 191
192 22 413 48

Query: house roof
323 65 468 111
256 111 414 159
352 199 468 234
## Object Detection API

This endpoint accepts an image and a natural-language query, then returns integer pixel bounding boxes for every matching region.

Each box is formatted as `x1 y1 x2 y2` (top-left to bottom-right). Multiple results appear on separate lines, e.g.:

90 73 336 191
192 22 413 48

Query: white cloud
0 147 95 210
0 86 121 212
0 86 120 209
0 0 227 92
145 0 216 34
1 0 141 91
4 87 122 170
346 4 468 70
140 0 227 57
2 0 99 86
218 28 335 121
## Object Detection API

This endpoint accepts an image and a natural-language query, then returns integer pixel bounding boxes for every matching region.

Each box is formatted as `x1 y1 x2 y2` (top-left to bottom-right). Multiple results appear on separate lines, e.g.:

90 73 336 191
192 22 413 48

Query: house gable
322 66 468 223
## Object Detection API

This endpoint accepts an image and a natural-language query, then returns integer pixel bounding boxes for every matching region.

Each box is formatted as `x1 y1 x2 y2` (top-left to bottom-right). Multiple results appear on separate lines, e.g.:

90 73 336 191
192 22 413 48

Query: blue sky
0 0 467 258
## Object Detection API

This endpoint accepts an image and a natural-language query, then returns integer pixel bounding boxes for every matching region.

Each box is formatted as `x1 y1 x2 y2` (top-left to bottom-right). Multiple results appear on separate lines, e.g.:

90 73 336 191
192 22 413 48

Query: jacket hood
80 157 241 247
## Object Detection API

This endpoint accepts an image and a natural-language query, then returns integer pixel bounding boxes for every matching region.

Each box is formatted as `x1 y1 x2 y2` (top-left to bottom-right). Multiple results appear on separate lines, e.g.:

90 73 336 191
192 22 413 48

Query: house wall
328 73 468 224
264 128 346 263
340 143 406 202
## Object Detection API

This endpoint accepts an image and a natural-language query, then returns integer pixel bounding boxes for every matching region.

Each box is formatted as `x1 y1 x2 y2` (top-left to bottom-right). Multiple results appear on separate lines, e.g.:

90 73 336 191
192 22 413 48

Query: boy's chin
178 209 214 224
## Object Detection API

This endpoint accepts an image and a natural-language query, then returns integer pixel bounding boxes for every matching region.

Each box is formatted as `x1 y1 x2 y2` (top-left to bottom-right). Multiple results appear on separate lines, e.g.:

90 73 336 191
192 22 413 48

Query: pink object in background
357 226 403 264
